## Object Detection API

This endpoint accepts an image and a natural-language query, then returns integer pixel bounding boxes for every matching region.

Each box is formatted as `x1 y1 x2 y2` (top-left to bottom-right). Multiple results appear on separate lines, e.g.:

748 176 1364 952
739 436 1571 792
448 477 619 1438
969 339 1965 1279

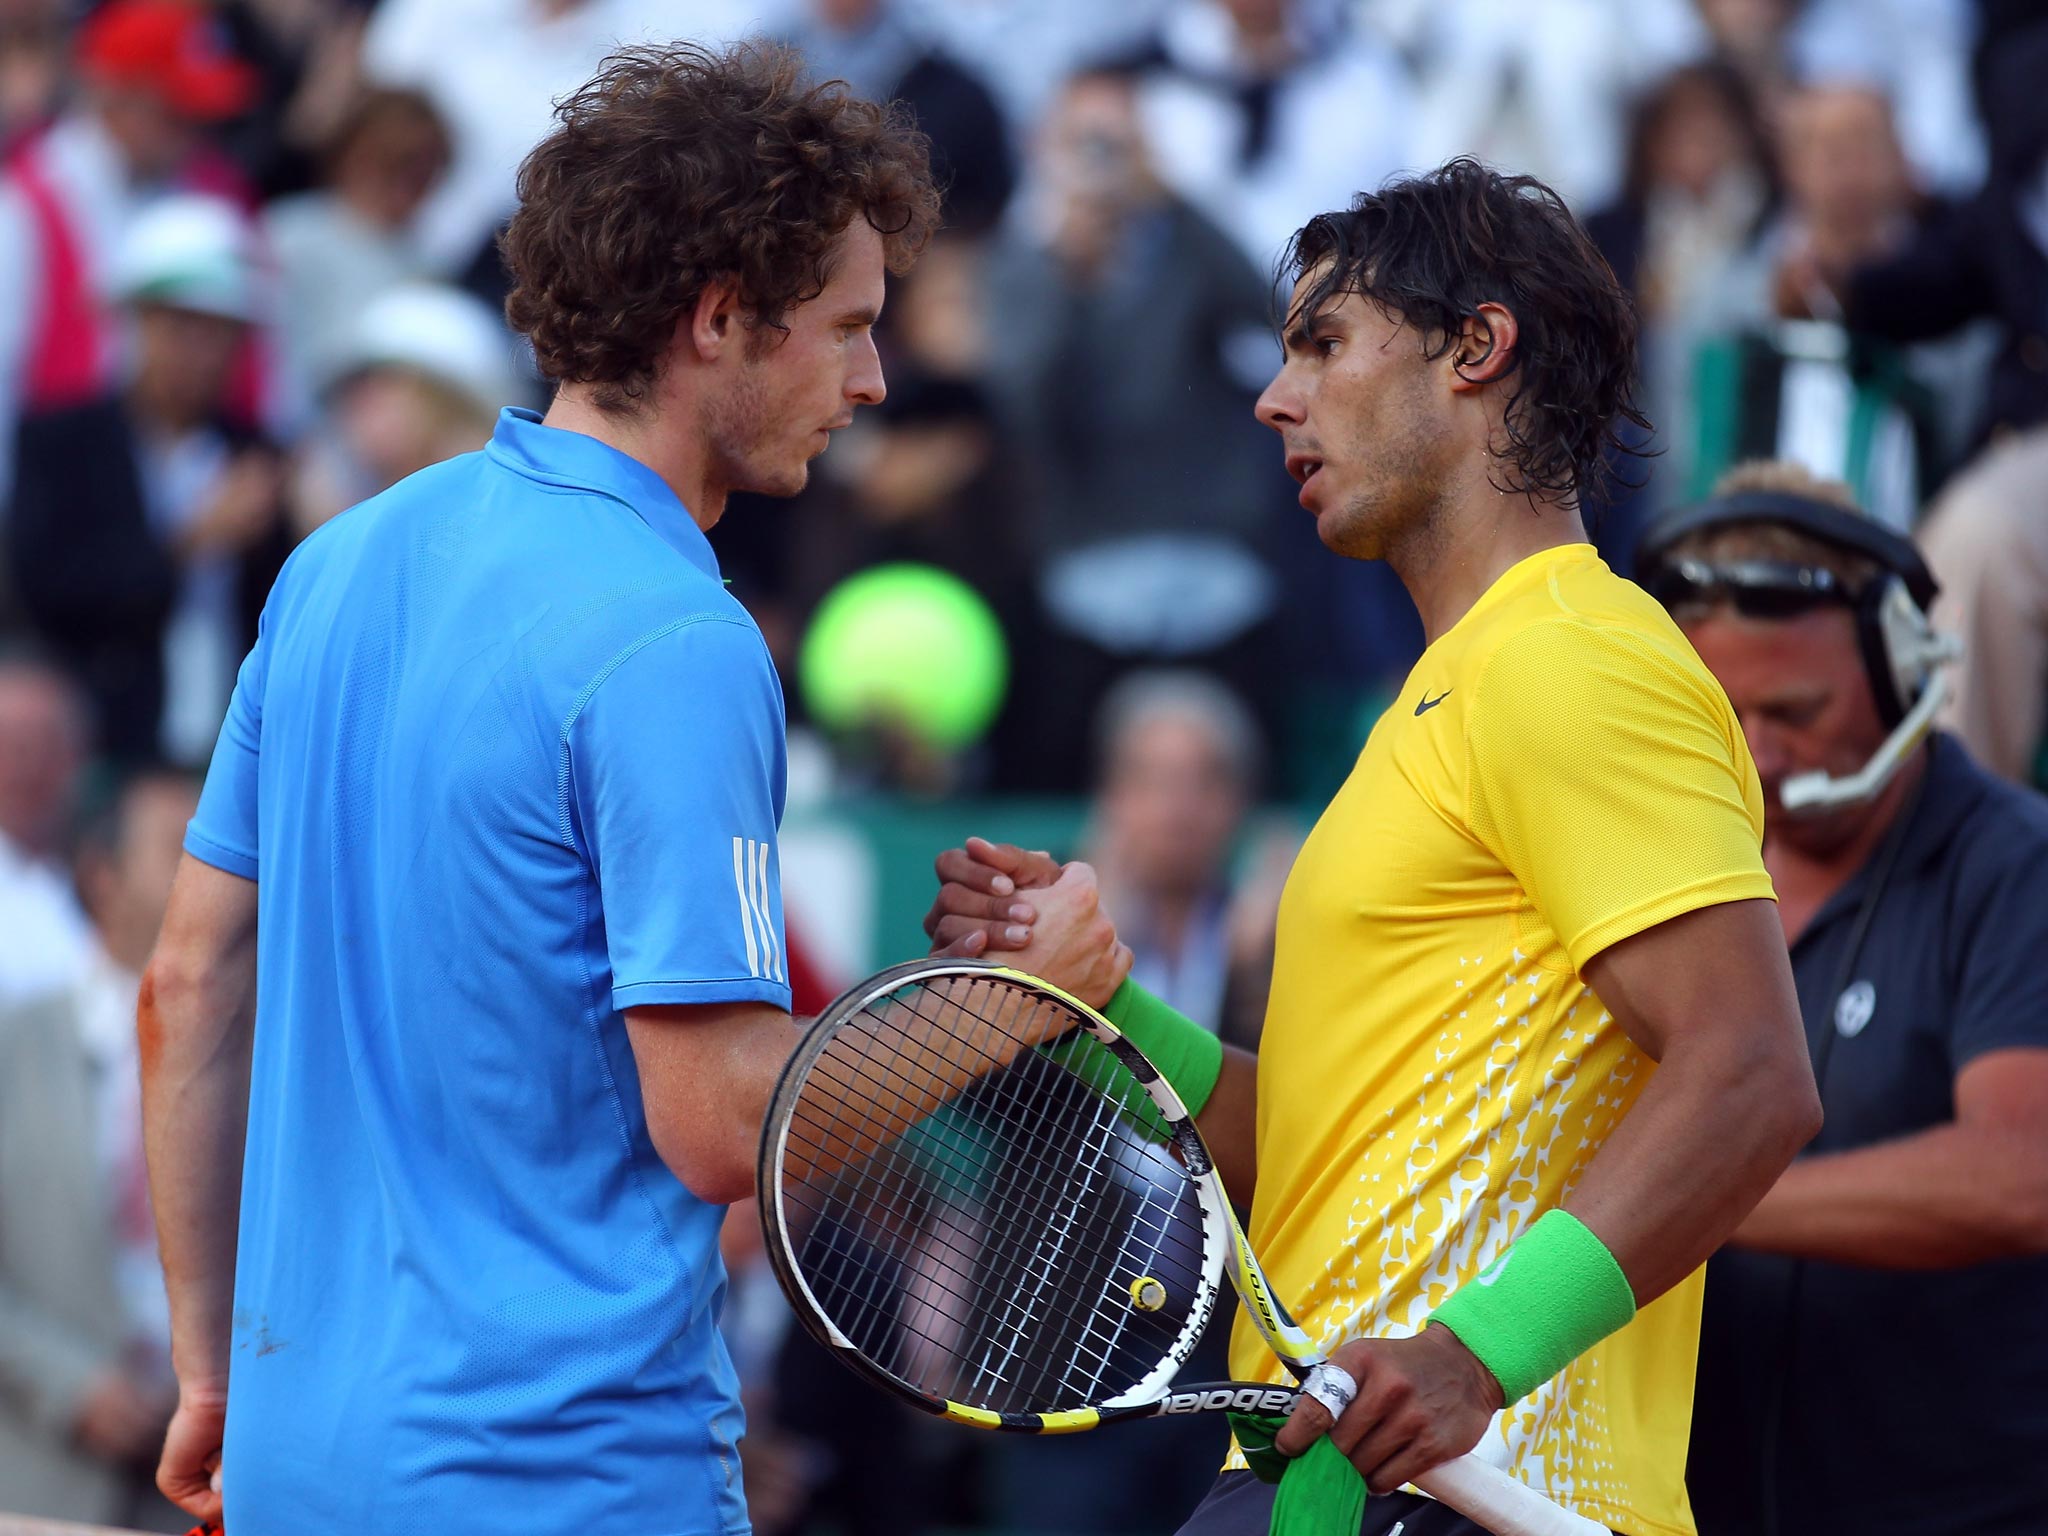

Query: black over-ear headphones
1636 490 1942 729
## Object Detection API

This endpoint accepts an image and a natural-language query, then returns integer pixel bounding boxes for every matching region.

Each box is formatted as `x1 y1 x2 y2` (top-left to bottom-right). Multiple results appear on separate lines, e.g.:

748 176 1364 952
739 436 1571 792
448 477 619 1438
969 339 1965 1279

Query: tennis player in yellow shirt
927 159 1821 1536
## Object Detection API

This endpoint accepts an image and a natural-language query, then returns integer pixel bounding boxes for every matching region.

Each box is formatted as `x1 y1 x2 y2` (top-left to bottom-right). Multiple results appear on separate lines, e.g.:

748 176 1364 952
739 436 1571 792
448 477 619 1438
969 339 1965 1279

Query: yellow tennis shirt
1225 543 1773 1536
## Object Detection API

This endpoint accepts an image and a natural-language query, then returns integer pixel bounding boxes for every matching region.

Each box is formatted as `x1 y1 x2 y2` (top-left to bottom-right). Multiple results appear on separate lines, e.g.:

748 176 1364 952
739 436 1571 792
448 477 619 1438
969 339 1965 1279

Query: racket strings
777 974 1211 1414
808 992 1193 1401
790 981 1191 1257
940 1032 1196 1406
787 1018 1183 1270
779 1127 1193 1403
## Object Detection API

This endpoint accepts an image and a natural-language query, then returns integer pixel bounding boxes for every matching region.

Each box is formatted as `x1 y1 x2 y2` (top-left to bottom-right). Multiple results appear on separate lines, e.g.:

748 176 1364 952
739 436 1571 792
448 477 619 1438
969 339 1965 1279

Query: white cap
110 194 256 323
332 284 520 419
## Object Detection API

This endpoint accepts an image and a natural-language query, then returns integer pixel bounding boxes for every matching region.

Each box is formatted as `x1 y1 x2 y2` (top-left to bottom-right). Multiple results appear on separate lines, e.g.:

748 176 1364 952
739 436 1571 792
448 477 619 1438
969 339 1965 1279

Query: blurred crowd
2 0 2045 1530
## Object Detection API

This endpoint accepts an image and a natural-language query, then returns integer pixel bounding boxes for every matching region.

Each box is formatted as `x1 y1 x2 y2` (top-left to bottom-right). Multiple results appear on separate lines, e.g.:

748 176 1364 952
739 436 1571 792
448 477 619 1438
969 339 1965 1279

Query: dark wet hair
1281 158 1652 506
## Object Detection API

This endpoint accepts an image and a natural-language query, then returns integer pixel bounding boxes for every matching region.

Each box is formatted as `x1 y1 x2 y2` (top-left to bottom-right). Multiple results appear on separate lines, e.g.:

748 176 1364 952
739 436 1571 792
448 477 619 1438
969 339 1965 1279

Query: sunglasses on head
1644 556 1856 620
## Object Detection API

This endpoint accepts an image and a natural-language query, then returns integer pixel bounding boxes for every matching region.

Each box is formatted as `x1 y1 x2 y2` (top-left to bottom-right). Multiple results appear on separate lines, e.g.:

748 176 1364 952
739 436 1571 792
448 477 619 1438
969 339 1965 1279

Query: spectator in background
889 0 1168 135
0 652 91 1005
1116 0 1413 271
886 233 990 379
0 769 198 1532
7 196 288 767
1084 670 1280 1050
779 0 1014 236
0 0 260 493
1693 0 1981 197
198 0 385 201
0 0 67 150
1685 82 1973 529
360 0 762 295
1799 22 2048 783
1635 464 2048 1536
1373 0 1699 214
286 283 521 538
1780 0 1983 196
264 87 452 422
1763 86 1923 324
987 67 1282 792
1585 59 1773 539
1690 0 1802 127
1588 62 1773 343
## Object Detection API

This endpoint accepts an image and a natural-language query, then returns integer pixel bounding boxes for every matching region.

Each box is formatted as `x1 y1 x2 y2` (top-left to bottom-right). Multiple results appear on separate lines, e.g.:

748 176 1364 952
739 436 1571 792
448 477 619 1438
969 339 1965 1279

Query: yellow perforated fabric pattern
1224 545 1772 1536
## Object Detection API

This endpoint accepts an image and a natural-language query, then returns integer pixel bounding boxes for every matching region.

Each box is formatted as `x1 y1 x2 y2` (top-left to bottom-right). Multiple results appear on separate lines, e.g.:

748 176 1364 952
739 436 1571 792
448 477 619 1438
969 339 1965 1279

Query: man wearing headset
1638 460 2048 1536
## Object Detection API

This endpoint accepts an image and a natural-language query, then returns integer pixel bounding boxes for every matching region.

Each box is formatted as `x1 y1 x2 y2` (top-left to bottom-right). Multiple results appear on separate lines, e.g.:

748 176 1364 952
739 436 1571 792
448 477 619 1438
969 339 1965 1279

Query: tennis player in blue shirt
138 41 1132 1535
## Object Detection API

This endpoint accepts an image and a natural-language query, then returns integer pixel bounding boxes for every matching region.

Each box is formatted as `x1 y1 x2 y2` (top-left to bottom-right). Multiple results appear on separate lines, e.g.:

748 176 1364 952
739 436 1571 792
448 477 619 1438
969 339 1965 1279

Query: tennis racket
756 958 1605 1536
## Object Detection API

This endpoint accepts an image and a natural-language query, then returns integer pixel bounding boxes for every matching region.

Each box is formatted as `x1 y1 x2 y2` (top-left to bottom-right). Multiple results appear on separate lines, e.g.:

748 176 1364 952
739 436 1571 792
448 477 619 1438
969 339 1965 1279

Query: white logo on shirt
731 836 784 983
1834 980 1876 1038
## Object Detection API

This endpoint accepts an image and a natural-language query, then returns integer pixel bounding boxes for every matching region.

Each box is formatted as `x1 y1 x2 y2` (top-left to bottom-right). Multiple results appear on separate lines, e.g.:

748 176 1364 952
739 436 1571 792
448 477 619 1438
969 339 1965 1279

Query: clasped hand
921 836 1129 1011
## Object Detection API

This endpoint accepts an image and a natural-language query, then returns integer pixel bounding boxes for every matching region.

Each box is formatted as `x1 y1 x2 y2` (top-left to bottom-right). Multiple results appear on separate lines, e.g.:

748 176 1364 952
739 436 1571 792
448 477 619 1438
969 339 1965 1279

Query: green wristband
1102 977 1224 1119
1429 1209 1637 1405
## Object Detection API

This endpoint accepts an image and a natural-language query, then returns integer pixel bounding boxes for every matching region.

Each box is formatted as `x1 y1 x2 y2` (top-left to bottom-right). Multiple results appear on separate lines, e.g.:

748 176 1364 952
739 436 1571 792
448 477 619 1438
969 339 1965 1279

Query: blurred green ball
799 563 1008 752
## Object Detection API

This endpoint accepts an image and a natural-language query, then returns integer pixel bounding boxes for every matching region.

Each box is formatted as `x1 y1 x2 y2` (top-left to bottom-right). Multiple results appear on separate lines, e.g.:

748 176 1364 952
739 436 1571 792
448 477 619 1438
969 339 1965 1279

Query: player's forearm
140 953 256 1395
1194 1045 1258 1206
1730 1122 2048 1267
1567 1030 1820 1305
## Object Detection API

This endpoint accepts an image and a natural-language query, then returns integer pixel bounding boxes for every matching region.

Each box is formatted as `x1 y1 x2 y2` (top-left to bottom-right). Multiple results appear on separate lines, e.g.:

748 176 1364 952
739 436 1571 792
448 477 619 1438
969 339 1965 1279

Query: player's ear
1449 303 1518 392
688 276 746 363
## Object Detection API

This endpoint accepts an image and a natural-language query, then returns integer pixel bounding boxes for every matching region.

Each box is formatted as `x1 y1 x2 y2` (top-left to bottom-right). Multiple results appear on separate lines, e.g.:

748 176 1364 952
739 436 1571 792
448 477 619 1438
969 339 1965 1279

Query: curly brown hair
503 42 941 411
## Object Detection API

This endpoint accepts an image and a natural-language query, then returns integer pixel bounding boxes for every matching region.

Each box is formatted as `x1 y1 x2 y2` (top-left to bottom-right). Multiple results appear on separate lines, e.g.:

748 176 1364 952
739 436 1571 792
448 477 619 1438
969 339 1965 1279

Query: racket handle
1415 1455 1609 1536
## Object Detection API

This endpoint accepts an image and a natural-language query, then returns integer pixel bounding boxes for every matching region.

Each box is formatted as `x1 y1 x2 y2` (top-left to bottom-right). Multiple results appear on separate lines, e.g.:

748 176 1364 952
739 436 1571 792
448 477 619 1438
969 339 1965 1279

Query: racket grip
1414 1455 1609 1536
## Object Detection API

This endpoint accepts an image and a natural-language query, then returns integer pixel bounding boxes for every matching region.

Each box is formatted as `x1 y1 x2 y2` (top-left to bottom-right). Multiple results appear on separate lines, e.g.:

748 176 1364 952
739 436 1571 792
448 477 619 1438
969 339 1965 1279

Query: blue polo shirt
1690 733 2048 1534
186 409 790 1534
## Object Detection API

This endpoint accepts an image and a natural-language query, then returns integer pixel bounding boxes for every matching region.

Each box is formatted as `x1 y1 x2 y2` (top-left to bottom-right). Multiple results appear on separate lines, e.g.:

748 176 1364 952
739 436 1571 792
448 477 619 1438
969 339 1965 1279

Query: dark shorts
1173 1471 1494 1536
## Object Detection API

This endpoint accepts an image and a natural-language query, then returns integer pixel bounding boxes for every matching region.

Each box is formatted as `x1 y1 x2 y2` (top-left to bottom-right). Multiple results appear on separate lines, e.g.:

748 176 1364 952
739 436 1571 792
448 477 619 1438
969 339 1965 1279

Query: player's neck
1390 479 1588 646
542 385 727 529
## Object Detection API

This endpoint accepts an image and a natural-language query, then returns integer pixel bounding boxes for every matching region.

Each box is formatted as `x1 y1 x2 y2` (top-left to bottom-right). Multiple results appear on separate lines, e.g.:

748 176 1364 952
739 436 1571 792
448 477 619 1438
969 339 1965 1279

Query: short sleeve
1466 619 1776 975
184 608 270 880
1948 838 2048 1068
567 617 791 1012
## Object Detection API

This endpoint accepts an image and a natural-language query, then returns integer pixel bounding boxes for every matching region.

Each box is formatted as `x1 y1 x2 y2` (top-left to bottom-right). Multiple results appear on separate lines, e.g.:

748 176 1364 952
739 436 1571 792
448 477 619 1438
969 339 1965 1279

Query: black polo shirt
1688 734 2048 1534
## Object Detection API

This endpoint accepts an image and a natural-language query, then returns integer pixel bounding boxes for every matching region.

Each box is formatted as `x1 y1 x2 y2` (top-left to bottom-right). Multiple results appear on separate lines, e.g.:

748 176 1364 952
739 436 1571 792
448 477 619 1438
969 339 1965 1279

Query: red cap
78 1 258 123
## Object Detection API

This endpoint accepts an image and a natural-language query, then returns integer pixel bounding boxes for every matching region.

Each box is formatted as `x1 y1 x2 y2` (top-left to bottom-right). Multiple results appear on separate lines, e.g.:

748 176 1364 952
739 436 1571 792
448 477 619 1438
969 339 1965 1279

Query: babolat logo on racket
1233 1252 1289 1338
1162 1387 1296 1415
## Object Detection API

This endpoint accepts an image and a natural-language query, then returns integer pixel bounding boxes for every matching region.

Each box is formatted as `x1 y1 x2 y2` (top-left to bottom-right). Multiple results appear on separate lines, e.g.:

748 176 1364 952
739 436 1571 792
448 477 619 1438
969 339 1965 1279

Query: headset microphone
1778 623 1959 813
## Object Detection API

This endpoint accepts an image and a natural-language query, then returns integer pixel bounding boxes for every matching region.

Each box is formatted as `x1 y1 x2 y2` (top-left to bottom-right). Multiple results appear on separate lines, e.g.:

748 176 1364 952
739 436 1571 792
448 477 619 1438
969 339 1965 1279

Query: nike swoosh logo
1414 689 1452 716
1474 1251 1512 1287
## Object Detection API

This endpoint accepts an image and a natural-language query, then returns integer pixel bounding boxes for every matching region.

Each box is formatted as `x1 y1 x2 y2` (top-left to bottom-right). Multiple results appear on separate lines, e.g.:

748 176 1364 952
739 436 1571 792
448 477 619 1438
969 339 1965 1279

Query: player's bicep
1581 898 1798 1064
626 999 798 1204
569 620 791 1012
144 854 261 1073
155 853 260 974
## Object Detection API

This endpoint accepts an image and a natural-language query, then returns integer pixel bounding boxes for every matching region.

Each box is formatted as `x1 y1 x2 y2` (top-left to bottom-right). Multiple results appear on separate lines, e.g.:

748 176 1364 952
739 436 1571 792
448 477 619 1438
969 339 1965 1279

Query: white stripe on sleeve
731 835 762 979
750 837 783 983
